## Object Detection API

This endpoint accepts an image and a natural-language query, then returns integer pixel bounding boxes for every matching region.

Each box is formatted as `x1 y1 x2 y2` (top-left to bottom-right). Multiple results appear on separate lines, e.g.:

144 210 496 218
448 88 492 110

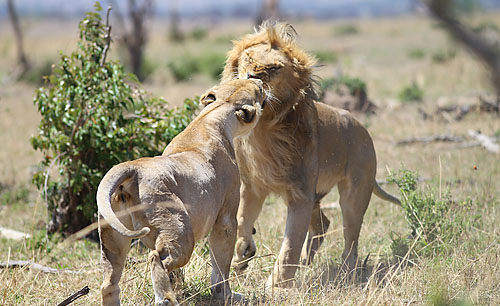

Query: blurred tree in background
424 0 500 102
110 0 153 81
6 0 31 81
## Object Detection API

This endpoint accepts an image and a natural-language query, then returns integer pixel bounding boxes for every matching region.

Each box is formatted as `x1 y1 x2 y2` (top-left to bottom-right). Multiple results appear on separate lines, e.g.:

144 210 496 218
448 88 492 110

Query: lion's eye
267 66 281 72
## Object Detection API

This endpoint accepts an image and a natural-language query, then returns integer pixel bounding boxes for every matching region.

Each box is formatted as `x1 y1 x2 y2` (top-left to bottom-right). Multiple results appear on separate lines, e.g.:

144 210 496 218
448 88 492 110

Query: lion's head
222 21 318 120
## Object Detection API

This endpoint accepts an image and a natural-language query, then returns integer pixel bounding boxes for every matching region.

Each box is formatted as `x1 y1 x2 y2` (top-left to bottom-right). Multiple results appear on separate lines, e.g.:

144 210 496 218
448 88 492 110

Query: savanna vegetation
0 2 499 305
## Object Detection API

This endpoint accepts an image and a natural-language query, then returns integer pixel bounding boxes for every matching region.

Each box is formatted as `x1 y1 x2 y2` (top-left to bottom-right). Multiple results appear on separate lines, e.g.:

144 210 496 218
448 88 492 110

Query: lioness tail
97 163 150 238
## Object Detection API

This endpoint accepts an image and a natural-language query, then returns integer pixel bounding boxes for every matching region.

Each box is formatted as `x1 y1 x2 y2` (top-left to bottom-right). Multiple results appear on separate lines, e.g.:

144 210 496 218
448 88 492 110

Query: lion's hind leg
301 199 330 265
338 171 374 273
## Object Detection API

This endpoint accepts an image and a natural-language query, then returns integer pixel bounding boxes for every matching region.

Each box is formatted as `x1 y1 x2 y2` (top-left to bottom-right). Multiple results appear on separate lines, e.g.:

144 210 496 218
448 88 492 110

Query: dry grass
1 13 500 305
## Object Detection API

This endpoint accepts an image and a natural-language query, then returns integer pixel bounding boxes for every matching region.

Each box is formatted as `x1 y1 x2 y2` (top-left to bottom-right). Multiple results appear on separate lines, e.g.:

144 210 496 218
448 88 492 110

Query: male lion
97 79 264 305
221 21 400 287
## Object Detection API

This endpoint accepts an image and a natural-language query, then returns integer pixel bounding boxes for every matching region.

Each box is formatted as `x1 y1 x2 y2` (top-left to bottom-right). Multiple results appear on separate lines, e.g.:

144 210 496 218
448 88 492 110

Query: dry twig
56 286 90 306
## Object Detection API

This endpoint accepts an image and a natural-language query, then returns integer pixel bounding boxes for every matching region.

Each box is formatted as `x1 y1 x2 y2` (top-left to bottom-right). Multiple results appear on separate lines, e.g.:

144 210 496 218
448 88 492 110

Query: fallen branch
467 130 499 153
0 227 31 240
395 134 464 146
0 260 80 274
56 286 90 306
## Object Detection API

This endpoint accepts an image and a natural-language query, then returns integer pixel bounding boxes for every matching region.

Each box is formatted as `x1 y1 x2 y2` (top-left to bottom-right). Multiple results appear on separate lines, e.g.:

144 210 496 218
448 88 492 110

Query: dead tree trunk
256 0 279 26
424 0 500 115
168 0 183 42
109 0 152 81
7 0 30 80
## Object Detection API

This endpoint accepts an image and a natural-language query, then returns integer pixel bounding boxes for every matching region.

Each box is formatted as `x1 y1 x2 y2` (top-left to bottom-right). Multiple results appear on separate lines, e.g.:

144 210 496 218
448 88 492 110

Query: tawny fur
97 79 264 306
221 21 400 287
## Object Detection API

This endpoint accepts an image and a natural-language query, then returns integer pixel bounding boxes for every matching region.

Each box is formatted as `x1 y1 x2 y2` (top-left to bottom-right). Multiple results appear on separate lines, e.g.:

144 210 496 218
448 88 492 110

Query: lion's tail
97 163 150 238
373 182 401 206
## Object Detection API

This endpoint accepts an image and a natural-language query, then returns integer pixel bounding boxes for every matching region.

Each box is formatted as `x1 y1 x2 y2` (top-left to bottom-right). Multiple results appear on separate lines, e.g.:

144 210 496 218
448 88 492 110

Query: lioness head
200 79 265 137
221 21 317 116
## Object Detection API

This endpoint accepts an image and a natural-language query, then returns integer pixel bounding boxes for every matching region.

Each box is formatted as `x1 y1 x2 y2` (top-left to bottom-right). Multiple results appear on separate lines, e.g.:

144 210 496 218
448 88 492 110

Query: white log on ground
468 130 500 154
0 226 31 240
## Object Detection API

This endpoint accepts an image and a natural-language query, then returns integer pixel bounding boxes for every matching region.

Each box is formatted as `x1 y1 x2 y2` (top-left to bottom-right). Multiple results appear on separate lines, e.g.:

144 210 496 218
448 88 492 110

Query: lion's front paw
234 237 256 273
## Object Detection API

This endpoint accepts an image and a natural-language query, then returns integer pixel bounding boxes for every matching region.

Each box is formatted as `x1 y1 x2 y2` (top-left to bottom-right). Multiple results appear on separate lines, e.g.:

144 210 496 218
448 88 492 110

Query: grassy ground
0 13 499 305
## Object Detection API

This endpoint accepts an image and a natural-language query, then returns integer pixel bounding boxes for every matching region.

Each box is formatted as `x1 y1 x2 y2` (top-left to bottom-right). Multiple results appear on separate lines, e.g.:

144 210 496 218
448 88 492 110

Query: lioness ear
235 105 257 123
200 91 216 106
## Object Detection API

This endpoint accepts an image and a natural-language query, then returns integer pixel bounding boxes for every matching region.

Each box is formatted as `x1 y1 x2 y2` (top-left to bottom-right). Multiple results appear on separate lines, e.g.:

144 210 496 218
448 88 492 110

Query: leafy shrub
388 168 481 256
191 27 208 40
320 75 367 97
168 54 200 81
0 183 29 206
407 48 426 60
313 50 338 64
168 52 226 82
197 52 226 80
432 49 457 63
334 24 359 36
31 3 199 235
214 34 236 45
398 82 423 103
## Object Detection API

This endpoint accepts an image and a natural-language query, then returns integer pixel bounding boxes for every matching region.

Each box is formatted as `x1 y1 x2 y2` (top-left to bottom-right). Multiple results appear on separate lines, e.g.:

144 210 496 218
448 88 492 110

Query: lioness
97 79 264 305
221 22 400 287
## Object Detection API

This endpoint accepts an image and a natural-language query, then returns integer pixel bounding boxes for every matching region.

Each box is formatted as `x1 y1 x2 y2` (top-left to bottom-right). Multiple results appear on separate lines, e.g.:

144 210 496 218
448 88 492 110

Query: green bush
398 82 424 103
191 27 208 41
197 52 226 80
432 49 457 63
31 2 199 235
312 50 338 64
407 48 426 60
334 24 359 36
388 168 481 256
0 183 29 206
168 52 226 82
320 75 367 97
168 54 200 81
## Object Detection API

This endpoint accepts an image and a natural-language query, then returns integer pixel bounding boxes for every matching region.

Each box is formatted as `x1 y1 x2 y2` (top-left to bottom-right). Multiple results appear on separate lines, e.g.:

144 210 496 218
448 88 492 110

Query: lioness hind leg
209 211 238 301
149 250 178 306
338 175 374 272
99 219 132 306
301 202 330 265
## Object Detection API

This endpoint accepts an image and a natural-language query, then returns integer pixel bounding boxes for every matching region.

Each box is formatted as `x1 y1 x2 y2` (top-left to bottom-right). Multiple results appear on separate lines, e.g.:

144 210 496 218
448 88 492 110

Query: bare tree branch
423 0 500 93
100 6 113 67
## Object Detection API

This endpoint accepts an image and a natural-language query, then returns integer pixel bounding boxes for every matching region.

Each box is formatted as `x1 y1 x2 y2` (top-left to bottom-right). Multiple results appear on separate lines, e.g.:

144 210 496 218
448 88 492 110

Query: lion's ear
200 92 216 106
235 105 257 123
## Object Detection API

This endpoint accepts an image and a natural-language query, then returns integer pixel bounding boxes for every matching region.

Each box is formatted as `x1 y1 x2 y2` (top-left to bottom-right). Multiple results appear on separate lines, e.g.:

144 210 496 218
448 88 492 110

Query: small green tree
31 3 198 236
